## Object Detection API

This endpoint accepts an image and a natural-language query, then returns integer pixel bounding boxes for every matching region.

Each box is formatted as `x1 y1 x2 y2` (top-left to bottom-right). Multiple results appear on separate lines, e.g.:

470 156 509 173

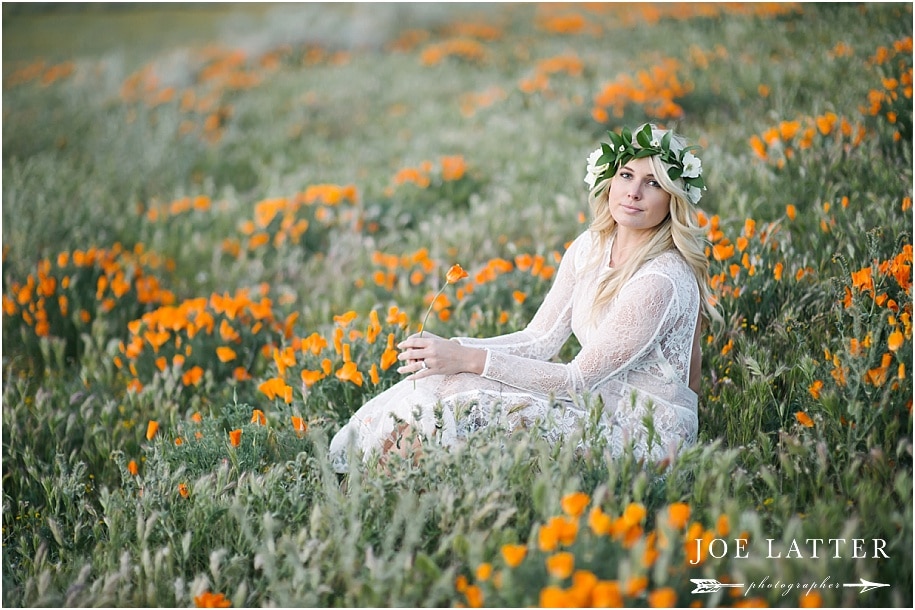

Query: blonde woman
330 124 717 471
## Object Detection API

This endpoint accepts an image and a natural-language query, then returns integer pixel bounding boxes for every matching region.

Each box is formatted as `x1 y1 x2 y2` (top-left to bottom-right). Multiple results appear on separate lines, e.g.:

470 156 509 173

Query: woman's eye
647 180 661 188
619 172 632 179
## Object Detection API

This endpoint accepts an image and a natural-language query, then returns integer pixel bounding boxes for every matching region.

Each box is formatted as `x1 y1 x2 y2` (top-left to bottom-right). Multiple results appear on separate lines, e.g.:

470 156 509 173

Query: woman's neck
610 229 648 267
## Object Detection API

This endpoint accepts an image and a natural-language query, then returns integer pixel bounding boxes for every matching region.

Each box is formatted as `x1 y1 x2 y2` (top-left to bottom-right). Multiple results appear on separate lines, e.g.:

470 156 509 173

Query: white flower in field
681 152 702 178
584 148 609 189
686 184 703 205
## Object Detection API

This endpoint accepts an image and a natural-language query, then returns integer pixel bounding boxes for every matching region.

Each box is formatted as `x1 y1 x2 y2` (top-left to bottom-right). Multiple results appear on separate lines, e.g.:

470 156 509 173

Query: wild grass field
1 2 912 607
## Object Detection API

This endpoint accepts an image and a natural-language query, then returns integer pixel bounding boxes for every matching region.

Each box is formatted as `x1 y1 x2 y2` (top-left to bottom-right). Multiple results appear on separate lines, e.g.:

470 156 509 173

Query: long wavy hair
585 126 720 325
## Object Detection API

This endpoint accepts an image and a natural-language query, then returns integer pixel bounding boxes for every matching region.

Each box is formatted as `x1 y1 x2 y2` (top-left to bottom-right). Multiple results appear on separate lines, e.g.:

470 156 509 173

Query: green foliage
2 3 912 608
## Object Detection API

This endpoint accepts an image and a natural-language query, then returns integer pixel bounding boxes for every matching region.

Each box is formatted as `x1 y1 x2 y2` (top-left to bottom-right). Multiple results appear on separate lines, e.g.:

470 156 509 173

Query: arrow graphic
843 579 890 593
690 578 745 594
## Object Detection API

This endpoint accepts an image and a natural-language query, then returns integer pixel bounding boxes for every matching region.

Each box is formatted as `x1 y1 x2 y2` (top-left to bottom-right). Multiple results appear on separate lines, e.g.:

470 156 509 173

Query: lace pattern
329 230 700 472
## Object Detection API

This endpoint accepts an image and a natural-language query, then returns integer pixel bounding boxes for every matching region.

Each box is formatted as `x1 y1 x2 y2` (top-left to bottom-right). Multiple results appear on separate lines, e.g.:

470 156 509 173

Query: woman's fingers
396 336 436 362
397 336 429 350
396 357 431 377
396 348 426 362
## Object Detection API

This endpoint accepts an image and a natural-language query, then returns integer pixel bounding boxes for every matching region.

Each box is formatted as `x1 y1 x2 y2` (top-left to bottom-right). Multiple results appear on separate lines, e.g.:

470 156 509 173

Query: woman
329 124 717 472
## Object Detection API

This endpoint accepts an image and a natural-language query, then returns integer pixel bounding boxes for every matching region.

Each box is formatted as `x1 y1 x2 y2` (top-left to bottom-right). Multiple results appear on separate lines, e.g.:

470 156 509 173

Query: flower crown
584 123 706 205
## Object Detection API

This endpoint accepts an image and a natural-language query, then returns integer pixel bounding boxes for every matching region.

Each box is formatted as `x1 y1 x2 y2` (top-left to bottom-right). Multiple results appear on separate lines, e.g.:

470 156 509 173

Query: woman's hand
396 333 486 379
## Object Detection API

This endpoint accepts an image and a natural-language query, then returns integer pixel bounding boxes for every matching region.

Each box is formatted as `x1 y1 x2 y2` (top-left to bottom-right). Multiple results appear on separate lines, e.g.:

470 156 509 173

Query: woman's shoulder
567 229 598 269
638 248 692 279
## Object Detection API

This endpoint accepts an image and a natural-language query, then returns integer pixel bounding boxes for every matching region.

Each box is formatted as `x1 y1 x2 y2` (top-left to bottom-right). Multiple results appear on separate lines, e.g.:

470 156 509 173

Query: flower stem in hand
412 263 468 388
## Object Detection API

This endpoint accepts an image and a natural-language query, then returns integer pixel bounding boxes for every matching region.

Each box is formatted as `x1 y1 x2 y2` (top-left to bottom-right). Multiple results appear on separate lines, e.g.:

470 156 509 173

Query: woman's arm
449 232 587 361
474 272 677 400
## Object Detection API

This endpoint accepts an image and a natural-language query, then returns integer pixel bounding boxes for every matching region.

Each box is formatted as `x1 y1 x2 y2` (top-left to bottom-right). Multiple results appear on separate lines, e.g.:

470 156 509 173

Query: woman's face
607 156 672 235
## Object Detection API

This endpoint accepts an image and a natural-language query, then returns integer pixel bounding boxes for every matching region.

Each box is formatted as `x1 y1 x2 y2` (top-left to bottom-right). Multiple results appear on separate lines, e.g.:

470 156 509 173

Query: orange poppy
291 415 307 437
665 502 690 529
301 369 326 387
336 361 364 387
546 552 575 579
795 412 814 427
194 591 232 608
259 377 292 402
182 366 204 387
539 586 568 608
625 575 649 597
501 544 527 568
216 346 237 362
464 584 483 608
888 330 904 351
446 263 469 284
622 502 647 527
560 491 590 517
588 506 613 536
648 587 677 608
592 581 622 607
475 562 492 582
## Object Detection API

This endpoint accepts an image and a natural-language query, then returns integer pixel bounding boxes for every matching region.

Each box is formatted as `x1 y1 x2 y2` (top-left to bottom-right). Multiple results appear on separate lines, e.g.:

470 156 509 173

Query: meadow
1 2 912 607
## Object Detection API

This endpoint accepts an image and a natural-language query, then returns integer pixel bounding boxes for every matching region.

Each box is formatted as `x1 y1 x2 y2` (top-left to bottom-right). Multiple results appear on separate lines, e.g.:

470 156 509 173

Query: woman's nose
628 184 642 200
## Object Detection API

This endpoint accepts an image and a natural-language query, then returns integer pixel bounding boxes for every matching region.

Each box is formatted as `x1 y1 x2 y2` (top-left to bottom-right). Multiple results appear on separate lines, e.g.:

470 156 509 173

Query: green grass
2 3 912 607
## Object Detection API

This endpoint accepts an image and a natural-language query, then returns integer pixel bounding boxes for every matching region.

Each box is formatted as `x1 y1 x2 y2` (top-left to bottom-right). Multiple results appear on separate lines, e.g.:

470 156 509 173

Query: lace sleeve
450 233 585 361
478 270 677 399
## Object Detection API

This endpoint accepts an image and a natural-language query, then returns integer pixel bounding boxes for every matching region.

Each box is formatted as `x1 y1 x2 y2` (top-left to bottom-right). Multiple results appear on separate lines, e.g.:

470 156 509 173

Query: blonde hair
585 130 719 325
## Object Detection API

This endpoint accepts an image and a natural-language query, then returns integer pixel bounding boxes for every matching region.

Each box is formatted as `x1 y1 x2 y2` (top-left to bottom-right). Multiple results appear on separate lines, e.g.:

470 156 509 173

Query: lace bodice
330 230 701 471
453 230 700 410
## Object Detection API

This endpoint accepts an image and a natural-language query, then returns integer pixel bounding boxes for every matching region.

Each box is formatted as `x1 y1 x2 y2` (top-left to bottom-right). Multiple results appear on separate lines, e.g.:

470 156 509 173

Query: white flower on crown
686 184 703 205
584 148 609 189
681 152 702 179
667 135 684 155
650 138 661 148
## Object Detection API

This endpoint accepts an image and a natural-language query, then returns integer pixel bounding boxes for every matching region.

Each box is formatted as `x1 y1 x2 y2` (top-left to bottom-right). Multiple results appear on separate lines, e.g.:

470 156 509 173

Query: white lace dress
329 230 700 472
